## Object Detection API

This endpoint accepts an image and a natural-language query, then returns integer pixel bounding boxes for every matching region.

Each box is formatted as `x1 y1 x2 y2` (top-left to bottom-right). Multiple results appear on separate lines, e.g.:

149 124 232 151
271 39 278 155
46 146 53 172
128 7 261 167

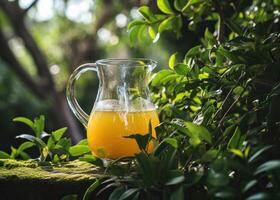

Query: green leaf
242 180 257 193
151 70 174 87
224 18 242 35
129 25 142 46
19 151 30 160
201 149 218 162
57 138 71 151
227 127 245 149
109 187 126 200
148 25 160 43
254 160 280 175
119 188 139 200
83 179 100 200
128 20 145 30
135 152 153 176
248 145 274 163
47 137 55 149
274 0 280 5
69 145 90 157
34 115 45 138
52 127 67 142
157 0 174 14
138 6 157 22
185 122 212 144
246 192 271 200
214 189 236 199
174 0 188 11
79 155 104 167
77 139 88 146
13 117 34 130
170 186 184 200
229 149 244 158
182 0 203 12
169 52 177 69
163 138 178 148
17 141 35 153
16 134 46 147
148 26 157 39
124 132 152 152
184 45 200 60
158 16 176 33
174 63 190 75
165 170 185 185
0 150 10 159
189 137 201 146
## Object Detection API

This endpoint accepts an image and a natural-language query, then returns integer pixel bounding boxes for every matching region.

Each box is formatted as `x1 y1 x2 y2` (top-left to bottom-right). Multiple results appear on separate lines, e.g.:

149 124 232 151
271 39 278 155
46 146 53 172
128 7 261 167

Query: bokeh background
0 0 200 151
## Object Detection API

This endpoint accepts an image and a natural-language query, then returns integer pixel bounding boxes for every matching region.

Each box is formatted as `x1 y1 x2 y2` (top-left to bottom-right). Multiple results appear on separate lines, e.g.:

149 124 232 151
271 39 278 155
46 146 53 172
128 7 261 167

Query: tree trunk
53 92 84 142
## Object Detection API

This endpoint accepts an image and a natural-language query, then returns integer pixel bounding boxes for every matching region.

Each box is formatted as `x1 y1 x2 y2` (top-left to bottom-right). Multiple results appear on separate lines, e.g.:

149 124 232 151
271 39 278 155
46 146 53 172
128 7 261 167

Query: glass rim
96 58 157 67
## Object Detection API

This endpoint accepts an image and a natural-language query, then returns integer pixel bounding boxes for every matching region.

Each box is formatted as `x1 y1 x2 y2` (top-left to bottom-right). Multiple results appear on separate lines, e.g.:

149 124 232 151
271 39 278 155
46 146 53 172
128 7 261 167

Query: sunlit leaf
185 122 212 144
157 0 174 14
51 127 67 142
169 52 177 69
69 145 90 157
13 117 34 130
34 115 45 138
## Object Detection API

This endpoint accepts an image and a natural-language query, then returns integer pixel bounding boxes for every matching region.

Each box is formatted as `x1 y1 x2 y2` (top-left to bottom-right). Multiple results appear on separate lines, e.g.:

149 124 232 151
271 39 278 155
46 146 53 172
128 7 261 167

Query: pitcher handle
66 63 97 127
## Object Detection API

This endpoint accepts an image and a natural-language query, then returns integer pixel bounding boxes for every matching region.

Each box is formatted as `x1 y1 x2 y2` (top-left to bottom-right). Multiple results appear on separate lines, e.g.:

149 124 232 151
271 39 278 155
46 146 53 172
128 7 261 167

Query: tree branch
0 29 45 99
214 0 225 43
23 0 39 15
0 0 54 91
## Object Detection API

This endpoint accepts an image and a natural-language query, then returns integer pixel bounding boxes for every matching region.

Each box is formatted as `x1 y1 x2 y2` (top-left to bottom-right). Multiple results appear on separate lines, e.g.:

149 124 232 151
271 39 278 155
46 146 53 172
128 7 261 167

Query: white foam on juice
94 98 156 112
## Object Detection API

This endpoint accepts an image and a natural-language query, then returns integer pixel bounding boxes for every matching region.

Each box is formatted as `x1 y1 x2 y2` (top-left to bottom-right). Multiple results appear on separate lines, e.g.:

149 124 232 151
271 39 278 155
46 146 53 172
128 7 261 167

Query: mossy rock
0 159 103 200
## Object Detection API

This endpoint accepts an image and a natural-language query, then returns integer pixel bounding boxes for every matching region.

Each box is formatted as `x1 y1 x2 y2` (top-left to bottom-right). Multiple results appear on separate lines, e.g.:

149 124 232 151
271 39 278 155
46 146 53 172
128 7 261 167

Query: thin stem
214 0 225 43
212 72 246 122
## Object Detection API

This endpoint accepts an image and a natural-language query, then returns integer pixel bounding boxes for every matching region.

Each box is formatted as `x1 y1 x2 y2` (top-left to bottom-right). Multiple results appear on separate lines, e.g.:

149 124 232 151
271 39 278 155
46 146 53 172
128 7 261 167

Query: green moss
0 159 103 183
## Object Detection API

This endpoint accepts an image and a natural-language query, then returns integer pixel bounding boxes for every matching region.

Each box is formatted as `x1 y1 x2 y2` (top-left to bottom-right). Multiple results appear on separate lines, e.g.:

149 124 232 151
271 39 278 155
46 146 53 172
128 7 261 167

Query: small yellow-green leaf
69 145 90 157
163 138 178 148
158 16 175 33
157 0 174 14
148 26 157 39
169 52 177 69
229 149 244 158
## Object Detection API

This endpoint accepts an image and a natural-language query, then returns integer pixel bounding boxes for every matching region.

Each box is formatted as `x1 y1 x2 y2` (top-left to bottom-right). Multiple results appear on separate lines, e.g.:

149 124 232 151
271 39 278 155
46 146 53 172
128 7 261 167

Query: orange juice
87 110 159 159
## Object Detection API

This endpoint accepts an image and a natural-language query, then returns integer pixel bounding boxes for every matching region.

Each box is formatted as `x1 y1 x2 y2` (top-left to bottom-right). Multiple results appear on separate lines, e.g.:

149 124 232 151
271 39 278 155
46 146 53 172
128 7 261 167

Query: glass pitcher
66 58 159 159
